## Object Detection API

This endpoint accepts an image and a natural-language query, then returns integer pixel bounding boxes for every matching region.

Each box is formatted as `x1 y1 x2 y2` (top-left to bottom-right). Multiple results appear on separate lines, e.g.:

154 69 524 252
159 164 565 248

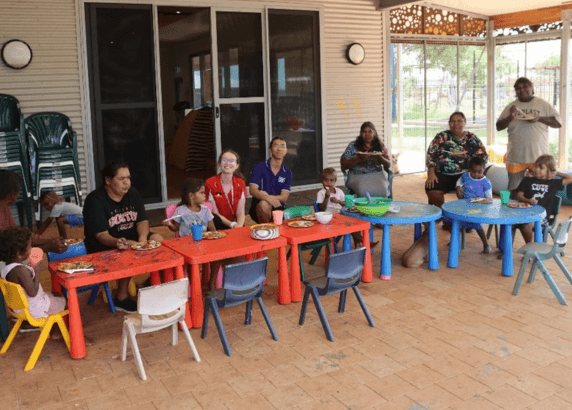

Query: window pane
220 103 265 180
269 10 322 184
216 12 263 98
391 43 427 174
458 45 487 144
526 39 561 161
95 7 156 104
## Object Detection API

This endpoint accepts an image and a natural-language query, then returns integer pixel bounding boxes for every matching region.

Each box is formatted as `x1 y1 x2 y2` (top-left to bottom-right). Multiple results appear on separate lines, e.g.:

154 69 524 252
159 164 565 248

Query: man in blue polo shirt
249 136 293 223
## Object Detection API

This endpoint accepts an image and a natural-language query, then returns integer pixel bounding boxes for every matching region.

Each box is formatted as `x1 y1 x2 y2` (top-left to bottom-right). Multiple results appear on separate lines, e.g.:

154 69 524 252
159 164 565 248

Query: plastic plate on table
288 220 314 228
58 261 93 274
345 206 361 213
507 202 531 208
470 198 493 204
301 214 317 221
203 231 227 240
515 114 536 120
131 240 161 250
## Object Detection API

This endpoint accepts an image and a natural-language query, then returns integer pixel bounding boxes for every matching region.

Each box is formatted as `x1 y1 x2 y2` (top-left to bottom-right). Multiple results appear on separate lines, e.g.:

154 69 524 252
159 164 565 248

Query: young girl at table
512 154 572 244
316 167 375 248
455 156 492 254
0 227 66 336
163 178 222 290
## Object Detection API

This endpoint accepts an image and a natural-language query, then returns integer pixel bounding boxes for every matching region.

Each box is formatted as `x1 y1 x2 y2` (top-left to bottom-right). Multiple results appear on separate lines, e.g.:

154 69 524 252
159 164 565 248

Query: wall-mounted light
1 39 33 69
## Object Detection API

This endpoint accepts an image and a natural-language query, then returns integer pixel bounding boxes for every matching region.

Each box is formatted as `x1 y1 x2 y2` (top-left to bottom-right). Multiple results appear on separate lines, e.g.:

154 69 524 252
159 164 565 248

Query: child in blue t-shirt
456 157 492 254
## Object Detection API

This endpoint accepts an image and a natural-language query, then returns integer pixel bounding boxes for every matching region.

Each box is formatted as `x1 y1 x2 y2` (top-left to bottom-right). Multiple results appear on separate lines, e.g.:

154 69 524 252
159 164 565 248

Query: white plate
61 268 94 274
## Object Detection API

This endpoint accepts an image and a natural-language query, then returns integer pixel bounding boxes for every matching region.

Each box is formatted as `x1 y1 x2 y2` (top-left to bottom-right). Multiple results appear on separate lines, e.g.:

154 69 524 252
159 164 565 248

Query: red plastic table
162 227 289 328
48 246 186 359
279 213 373 303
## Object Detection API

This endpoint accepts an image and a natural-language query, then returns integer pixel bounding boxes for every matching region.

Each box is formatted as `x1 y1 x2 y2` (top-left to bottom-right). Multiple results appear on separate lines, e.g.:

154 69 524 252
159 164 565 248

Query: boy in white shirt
37 191 83 239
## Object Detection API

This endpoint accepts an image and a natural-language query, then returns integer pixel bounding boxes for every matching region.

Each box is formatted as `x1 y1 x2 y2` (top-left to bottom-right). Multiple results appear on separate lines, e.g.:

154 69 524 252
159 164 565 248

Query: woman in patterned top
340 122 392 197
425 112 488 210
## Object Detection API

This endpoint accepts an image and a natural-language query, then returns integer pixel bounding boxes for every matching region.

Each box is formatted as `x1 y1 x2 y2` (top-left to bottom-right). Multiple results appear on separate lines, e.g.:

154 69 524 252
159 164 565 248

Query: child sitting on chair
455 157 492 254
37 191 83 239
0 227 66 324
316 167 372 248
513 154 572 244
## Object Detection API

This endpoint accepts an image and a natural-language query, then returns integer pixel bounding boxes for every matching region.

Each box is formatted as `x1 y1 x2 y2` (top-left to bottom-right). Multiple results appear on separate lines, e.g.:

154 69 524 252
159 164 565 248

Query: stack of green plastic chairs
0 94 33 229
24 112 82 224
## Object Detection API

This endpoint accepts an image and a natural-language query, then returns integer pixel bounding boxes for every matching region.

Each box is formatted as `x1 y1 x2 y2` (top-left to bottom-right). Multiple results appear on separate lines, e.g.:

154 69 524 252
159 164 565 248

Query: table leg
67 287 86 359
381 225 391 280
534 220 543 243
278 246 291 304
414 223 423 242
447 219 460 268
51 272 61 295
163 268 174 282
290 244 302 303
150 271 161 285
500 225 513 277
174 265 192 328
343 234 351 251
189 263 203 328
428 220 439 270
361 230 373 282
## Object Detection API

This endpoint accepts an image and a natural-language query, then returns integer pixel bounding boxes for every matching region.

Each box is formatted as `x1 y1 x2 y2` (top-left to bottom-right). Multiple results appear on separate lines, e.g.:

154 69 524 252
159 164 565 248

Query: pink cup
29 247 43 267
272 210 284 225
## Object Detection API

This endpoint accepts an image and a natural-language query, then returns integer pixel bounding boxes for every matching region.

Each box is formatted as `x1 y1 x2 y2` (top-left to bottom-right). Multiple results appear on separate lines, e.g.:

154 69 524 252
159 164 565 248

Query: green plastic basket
354 197 392 216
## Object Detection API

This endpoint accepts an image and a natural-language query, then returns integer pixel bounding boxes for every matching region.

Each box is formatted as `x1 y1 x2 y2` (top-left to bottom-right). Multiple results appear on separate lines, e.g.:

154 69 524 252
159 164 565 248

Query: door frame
79 0 326 207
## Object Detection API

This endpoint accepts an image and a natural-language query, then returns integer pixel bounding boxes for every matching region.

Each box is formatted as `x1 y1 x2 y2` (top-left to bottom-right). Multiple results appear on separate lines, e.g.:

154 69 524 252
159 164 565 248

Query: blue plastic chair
512 217 572 306
201 257 278 356
48 244 115 313
299 247 375 341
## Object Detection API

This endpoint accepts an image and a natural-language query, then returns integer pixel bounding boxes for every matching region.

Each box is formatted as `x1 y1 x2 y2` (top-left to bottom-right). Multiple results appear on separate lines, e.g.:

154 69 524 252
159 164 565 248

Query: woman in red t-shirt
205 149 247 230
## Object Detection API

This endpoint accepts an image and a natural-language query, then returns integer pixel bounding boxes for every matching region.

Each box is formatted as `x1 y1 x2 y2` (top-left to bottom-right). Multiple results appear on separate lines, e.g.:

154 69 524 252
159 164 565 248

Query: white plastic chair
121 278 200 380
512 217 572 306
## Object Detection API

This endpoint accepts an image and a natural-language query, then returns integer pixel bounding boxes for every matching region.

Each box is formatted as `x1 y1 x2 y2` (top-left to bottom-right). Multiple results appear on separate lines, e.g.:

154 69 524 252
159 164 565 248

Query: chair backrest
25 112 74 148
313 200 320 212
0 278 39 326
547 195 562 228
47 243 88 262
0 94 22 132
165 204 180 238
138 277 188 315
222 257 268 305
283 206 312 220
552 217 572 249
323 247 366 292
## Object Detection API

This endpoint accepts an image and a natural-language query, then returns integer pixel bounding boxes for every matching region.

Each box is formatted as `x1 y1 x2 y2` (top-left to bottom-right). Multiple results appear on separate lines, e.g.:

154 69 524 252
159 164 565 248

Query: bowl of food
315 211 333 224
250 223 280 240
354 197 392 216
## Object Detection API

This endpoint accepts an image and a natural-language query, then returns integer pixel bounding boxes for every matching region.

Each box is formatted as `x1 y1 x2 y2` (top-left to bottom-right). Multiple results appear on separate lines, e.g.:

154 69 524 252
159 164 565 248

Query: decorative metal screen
494 21 563 37
390 5 486 37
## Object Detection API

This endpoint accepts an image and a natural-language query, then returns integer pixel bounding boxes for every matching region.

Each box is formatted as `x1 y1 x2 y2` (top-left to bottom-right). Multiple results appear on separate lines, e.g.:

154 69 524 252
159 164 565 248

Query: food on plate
203 231 227 239
58 261 93 271
301 214 317 221
507 202 531 208
515 113 536 120
470 198 493 204
64 238 83 245
346 206 360 213
131 239 161 250
288 220 314 228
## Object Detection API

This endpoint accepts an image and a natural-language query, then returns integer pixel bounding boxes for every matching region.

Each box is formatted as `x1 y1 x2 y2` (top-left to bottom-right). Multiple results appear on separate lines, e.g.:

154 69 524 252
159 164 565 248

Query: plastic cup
29 247 43 267
345 195 354 207
191 224 203 241
272 210 284 225
500 190 510 206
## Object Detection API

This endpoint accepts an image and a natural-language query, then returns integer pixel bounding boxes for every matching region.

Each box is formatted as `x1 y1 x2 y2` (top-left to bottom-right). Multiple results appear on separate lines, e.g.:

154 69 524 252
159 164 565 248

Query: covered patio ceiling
379 0 568 17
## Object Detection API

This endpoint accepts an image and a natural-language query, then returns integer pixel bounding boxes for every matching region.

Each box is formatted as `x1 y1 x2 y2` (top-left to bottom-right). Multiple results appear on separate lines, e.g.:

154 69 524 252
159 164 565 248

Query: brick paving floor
2 173 572 410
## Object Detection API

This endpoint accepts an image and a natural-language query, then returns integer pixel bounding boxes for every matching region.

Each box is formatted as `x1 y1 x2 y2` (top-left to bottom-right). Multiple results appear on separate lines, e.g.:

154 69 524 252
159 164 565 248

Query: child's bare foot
496 252 503 260
482 245 492 254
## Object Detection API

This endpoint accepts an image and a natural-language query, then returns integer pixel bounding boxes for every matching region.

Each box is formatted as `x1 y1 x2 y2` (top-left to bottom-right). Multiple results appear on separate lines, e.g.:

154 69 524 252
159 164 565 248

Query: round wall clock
2 39 33 69
346 43 365 65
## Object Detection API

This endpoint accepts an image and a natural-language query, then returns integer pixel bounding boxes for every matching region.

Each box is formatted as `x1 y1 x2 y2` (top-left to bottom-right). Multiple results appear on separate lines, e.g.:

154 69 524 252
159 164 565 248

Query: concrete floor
3 173 572 410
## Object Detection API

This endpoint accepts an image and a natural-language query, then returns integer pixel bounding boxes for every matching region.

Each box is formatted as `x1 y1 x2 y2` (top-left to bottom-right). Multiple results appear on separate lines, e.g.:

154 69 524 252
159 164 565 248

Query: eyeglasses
272 144 287 149
221 158 237 164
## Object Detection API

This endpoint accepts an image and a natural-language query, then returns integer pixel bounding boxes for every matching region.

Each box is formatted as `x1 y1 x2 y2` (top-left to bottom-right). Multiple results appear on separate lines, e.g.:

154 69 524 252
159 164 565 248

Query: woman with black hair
340 121 392 197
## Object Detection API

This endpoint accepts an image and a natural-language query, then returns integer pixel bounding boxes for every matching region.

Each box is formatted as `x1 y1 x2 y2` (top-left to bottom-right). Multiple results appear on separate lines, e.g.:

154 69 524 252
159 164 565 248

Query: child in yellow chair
0 227 66 336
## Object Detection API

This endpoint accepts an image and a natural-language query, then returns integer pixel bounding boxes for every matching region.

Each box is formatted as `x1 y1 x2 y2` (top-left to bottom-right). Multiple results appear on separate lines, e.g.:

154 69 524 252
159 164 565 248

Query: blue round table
341 201 442 280
442 199 546 277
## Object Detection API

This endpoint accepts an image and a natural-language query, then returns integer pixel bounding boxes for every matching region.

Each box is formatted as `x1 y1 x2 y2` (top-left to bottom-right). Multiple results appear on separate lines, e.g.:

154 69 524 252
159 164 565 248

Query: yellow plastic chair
0 278 70 371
